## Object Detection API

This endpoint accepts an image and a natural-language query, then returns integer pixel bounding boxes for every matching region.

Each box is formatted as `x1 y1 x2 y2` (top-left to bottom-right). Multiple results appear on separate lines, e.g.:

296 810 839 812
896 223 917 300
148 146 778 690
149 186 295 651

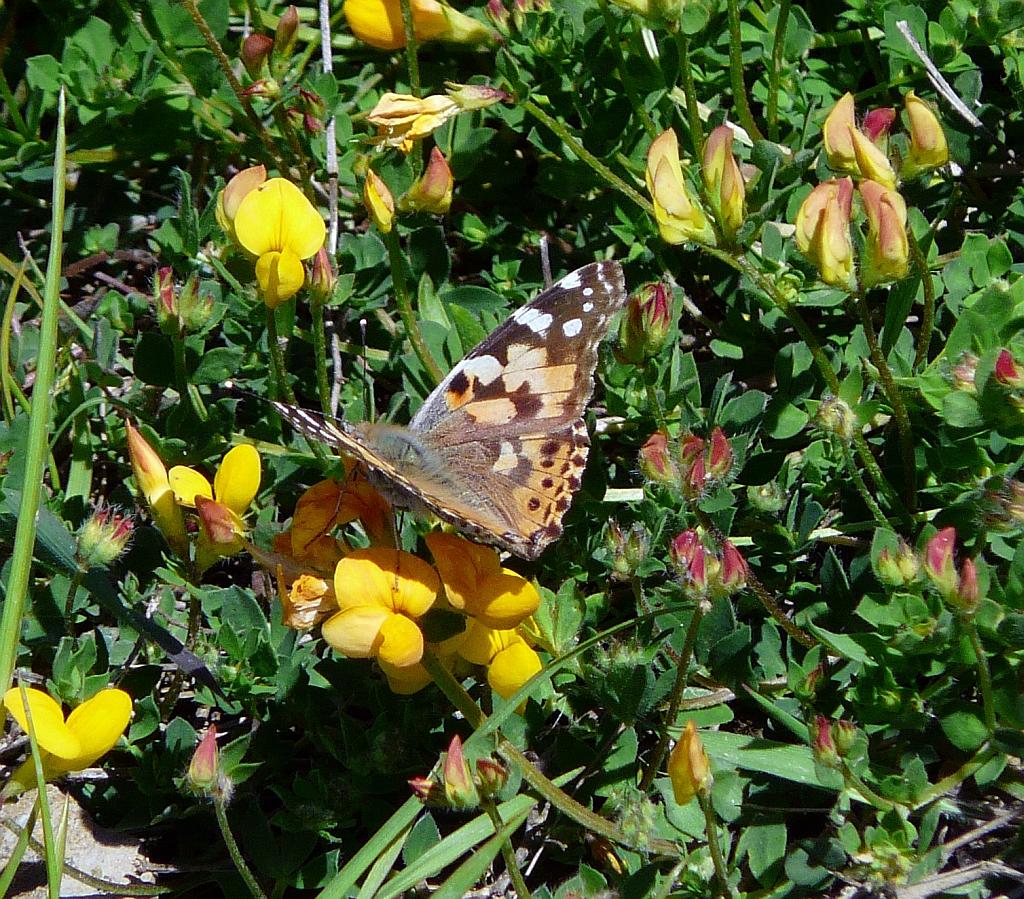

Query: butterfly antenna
359 317 376 424
539 233 553 288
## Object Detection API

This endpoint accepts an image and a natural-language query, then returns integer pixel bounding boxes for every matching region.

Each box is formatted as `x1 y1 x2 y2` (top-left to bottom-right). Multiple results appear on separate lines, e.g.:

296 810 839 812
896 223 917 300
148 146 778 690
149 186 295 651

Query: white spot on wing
557 269 582 289
582 302 594 312
562 318 583 337
513 306 553 334
583 287 594 297
492 440 519 473
463 354 503 385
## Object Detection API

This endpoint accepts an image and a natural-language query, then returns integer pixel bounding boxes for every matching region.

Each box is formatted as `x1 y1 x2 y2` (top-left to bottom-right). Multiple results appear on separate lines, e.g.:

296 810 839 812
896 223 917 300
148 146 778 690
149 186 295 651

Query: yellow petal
3 688 80 759
255 249 306 309
425 532 500 612
333 548 438 616
234 178 326 259
465 569 541 630
376 613 425 668
322 605 390 657
168 466 214 508
378 659 432 694
488 640 542 700
214 444 261 516
457 619 507 666
59 689 132 773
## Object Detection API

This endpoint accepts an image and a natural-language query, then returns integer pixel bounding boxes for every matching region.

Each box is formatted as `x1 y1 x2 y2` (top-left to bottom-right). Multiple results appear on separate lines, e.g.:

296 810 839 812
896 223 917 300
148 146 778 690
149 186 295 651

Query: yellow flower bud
667 720 712 805
850 127 897 189
794 178 855 290
363 169 395 234
902 91 949 178
858 179 909 287
399 146 454 214
822 93 858 173
645 129 715 246
125 421 188 556
702 125 745 239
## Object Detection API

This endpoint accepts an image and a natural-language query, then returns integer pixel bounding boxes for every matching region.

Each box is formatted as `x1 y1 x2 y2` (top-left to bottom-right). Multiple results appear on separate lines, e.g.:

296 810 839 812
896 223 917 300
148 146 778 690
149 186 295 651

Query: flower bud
606 520 650 581
822 93 858 173
485 0 509 29
717 541 747 595
811 716 840 769
669 530 707 596
475 758 508 797
445 82 511 110
747 481 786 513
399 146 453 214
862 107 896 145
793 663 824 703
794 178 855 290
706 427 732 480
77 506 134 569
702 125 745 239
667 720 711 805
850 128 897 189
995 349 1024 389
950 351 978 392
363 170 395 234
176 274 216 335
344 0 494 50
902 91 948 179
274 6 300 59
832 719 858 757
125 421 188 556
858 180 909 287
241 33 274 79
308 247 336 305
618 282 672 364
645 129 715 246
443 735 479 810
408 776 444 804
875 538 919 587
952 557 981 614
188 726 220 794
922 526 958 599
639 430 679 485
816 395 856 441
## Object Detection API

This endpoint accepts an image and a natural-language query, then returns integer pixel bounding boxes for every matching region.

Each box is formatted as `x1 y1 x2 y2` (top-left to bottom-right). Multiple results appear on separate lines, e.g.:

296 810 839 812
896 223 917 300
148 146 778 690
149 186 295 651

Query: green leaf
939 708 988 751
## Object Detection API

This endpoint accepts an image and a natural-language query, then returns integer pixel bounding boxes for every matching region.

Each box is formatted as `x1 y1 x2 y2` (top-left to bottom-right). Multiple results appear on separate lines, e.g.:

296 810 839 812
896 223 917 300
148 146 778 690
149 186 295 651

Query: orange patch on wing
465 397 519 425
503 363 577 395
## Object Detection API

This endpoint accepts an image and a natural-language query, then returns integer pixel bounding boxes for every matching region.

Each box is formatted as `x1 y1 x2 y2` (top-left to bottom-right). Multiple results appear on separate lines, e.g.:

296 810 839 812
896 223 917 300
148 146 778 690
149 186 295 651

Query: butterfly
272 260 628 560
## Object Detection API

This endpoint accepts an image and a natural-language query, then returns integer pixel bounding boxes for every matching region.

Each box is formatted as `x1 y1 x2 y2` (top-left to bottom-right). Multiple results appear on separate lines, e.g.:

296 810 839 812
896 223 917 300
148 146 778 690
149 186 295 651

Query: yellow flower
645 128 715 246
169 444 261 568
858 179 909 287
233 178 326 308
794 177 855 290
425 533 540 629
324 548 439 668
367 92 460 152
363 169 396 233
458 620 542 702
216 164 267 244
3 687 132 797
903 91 949 178
343 0 492 50
125 421 187 556
290 476 392 558
667 719 711 805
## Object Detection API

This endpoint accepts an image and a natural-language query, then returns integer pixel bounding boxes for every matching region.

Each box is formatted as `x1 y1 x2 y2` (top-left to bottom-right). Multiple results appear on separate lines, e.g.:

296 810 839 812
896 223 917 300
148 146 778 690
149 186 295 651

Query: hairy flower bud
77 506 134 569
618 282 672 364
902 91 949 179
443 735 479 810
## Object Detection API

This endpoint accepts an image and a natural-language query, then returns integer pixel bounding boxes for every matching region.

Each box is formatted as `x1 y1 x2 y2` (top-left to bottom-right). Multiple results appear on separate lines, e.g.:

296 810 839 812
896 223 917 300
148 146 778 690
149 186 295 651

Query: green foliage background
1 0 1024 896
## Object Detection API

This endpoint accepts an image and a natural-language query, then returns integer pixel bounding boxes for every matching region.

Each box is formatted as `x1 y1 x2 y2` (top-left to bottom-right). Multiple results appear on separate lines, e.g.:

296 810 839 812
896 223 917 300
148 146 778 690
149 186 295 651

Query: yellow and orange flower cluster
795 91 948 290
126 422 261 574
266 477 544 703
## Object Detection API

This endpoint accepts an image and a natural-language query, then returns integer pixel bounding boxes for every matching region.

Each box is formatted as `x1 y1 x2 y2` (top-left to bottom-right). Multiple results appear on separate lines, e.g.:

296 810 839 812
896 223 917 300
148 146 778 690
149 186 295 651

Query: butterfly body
274 261 627 559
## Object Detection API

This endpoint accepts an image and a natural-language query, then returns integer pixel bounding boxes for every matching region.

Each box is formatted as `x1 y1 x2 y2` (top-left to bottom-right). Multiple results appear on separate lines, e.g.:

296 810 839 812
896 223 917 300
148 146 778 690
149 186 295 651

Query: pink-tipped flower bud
995 349 1024 389
702 125 745 239
953 557 981 614
309 247 336 305
618 282 672 364
445 82 511 111
399 146 454 214
923 526 958 599
858 180 909 287
706 427 733 480
950 352 979 393
902 91 949 179
188 726 220 794
241 33 274 78
811 716 840 769
639 430 679 485
670 530 707 596
443 735 479 810
475 758 508 797
822 93 858 174
862 107 896 146
77 506 134 569
794 178 855 290
717 541 748 595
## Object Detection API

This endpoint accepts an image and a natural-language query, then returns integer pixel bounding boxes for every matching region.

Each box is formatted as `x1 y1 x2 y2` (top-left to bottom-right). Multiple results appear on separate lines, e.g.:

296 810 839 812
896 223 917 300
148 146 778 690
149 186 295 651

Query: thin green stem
310 300 332 415
214 799 270 899
598 0 657 139
172 336 209 421
766 0 790 142
18 684 61 899
383 228 445 386
910 232 935 369
911 745 996 809
639 601 705 791
398 0 421 97
836 437 889 528
179 0 291 178
962 618 997 732
725 0 764 143
0 91 67 696
840 764 900 811
853 291 916 512
265 307 298 404
520 99 654 216
0 65 29 139
480 795 533 899
673 31 705 156
698 791 733 898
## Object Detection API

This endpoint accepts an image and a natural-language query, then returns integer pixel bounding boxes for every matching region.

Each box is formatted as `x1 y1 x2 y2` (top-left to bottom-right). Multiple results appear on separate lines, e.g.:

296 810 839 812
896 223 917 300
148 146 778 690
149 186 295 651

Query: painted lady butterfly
272 260 627 560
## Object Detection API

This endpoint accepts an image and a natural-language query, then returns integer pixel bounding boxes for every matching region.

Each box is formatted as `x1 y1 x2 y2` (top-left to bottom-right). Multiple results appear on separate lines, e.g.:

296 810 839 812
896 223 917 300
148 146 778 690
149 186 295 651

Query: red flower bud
995 349 1024 389
707 427 733 480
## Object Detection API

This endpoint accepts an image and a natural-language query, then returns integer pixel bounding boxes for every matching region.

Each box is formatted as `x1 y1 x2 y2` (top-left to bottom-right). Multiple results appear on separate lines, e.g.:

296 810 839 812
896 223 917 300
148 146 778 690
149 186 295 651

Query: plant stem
910 231 936 369
265 307 297 404
597 0 657 139
766 0 791 142
398 0 421 97
911 745 996 809
214 799 269 899
639 601 705 791
480 795 533 899
698 791 733 898
853 291 916 512
724 0 764 143
310 299 332 414
835 437 889 528
383 228 445 386
840 764 899 811
520 99 654 216
172 336 208 421
0 90 67 696
962 617 997 732
673 30 705 156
